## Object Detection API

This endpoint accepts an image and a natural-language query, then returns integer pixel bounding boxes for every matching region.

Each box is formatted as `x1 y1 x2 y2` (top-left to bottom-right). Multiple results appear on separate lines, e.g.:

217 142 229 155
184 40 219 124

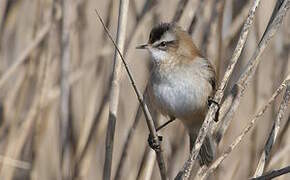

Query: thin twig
102 0 130 179
215 0 261 103
101 0 115 41
117 1 189 171
214 0 290 144
199 76 290 180
95 9 168 180
201 1 290 177
253 81 290 177
251 165 290 180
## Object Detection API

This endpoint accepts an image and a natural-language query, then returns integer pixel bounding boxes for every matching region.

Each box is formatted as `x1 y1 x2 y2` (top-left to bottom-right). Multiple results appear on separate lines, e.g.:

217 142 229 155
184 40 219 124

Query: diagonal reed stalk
193 0 290 178
175 0 262 178
251 165 290 180
253 80 290 177
199 75 290 180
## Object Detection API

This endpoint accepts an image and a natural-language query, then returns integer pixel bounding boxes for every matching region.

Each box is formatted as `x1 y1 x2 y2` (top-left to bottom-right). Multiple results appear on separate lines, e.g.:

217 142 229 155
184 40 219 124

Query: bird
136 22 217 166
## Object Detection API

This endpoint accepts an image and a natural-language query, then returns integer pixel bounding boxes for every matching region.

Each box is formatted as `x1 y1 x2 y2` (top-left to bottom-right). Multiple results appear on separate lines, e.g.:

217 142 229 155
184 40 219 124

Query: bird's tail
189 133 215 166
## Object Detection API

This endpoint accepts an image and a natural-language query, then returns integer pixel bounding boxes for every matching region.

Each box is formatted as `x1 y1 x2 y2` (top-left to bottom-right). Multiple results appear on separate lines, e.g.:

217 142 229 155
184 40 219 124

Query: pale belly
149 74 211 129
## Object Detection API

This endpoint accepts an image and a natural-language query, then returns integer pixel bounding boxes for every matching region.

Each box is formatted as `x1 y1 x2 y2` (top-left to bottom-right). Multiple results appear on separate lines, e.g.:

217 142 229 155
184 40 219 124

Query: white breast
149 61 213 127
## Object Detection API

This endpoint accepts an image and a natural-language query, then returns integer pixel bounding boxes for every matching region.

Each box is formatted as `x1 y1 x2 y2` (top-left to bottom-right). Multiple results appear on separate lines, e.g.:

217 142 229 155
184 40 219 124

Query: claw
147 134 163 151
208 98 220 122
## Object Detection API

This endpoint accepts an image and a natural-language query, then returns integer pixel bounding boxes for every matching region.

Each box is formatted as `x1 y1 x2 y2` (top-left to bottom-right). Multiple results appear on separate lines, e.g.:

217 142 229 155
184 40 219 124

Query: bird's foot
147 134 163 151
208 98 220 122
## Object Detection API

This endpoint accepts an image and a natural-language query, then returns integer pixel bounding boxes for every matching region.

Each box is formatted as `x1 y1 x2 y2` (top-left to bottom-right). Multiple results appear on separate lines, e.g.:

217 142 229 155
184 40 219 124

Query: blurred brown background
0 0 289 179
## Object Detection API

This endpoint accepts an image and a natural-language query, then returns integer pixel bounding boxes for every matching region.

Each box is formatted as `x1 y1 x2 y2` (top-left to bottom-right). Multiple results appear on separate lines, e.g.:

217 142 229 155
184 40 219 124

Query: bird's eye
159 41 166 47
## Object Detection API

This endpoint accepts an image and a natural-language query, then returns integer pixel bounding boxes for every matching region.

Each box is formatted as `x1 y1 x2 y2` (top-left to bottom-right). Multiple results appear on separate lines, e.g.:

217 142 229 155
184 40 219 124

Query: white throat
149 48 169 63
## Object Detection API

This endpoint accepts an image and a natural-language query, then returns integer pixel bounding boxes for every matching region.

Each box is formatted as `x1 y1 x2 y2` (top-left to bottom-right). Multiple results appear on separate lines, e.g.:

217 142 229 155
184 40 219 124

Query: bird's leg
207 98 220 122
147 117 176 151
147 134 163 151
156 117 176 132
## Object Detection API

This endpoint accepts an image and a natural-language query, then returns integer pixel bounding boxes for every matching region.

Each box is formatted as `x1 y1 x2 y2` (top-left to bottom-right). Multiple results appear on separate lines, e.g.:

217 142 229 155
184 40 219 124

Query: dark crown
148 23 173 44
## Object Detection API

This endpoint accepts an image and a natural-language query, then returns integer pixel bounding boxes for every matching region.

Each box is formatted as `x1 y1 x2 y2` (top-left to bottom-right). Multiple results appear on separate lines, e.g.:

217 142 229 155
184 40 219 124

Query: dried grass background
0 0 289 180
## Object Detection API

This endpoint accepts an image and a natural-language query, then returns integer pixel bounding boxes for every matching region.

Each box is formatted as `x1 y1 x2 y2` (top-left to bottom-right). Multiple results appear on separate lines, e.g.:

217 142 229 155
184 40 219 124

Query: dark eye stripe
165 40 176 45
155 40 176 47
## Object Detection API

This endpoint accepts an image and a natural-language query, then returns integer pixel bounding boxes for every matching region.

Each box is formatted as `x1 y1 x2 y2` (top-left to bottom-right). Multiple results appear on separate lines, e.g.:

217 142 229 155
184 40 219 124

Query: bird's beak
136 44 149 49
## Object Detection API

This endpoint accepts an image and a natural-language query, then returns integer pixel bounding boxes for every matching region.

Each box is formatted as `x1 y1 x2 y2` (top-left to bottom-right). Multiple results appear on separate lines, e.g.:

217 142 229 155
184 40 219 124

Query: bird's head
137 23 202 64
